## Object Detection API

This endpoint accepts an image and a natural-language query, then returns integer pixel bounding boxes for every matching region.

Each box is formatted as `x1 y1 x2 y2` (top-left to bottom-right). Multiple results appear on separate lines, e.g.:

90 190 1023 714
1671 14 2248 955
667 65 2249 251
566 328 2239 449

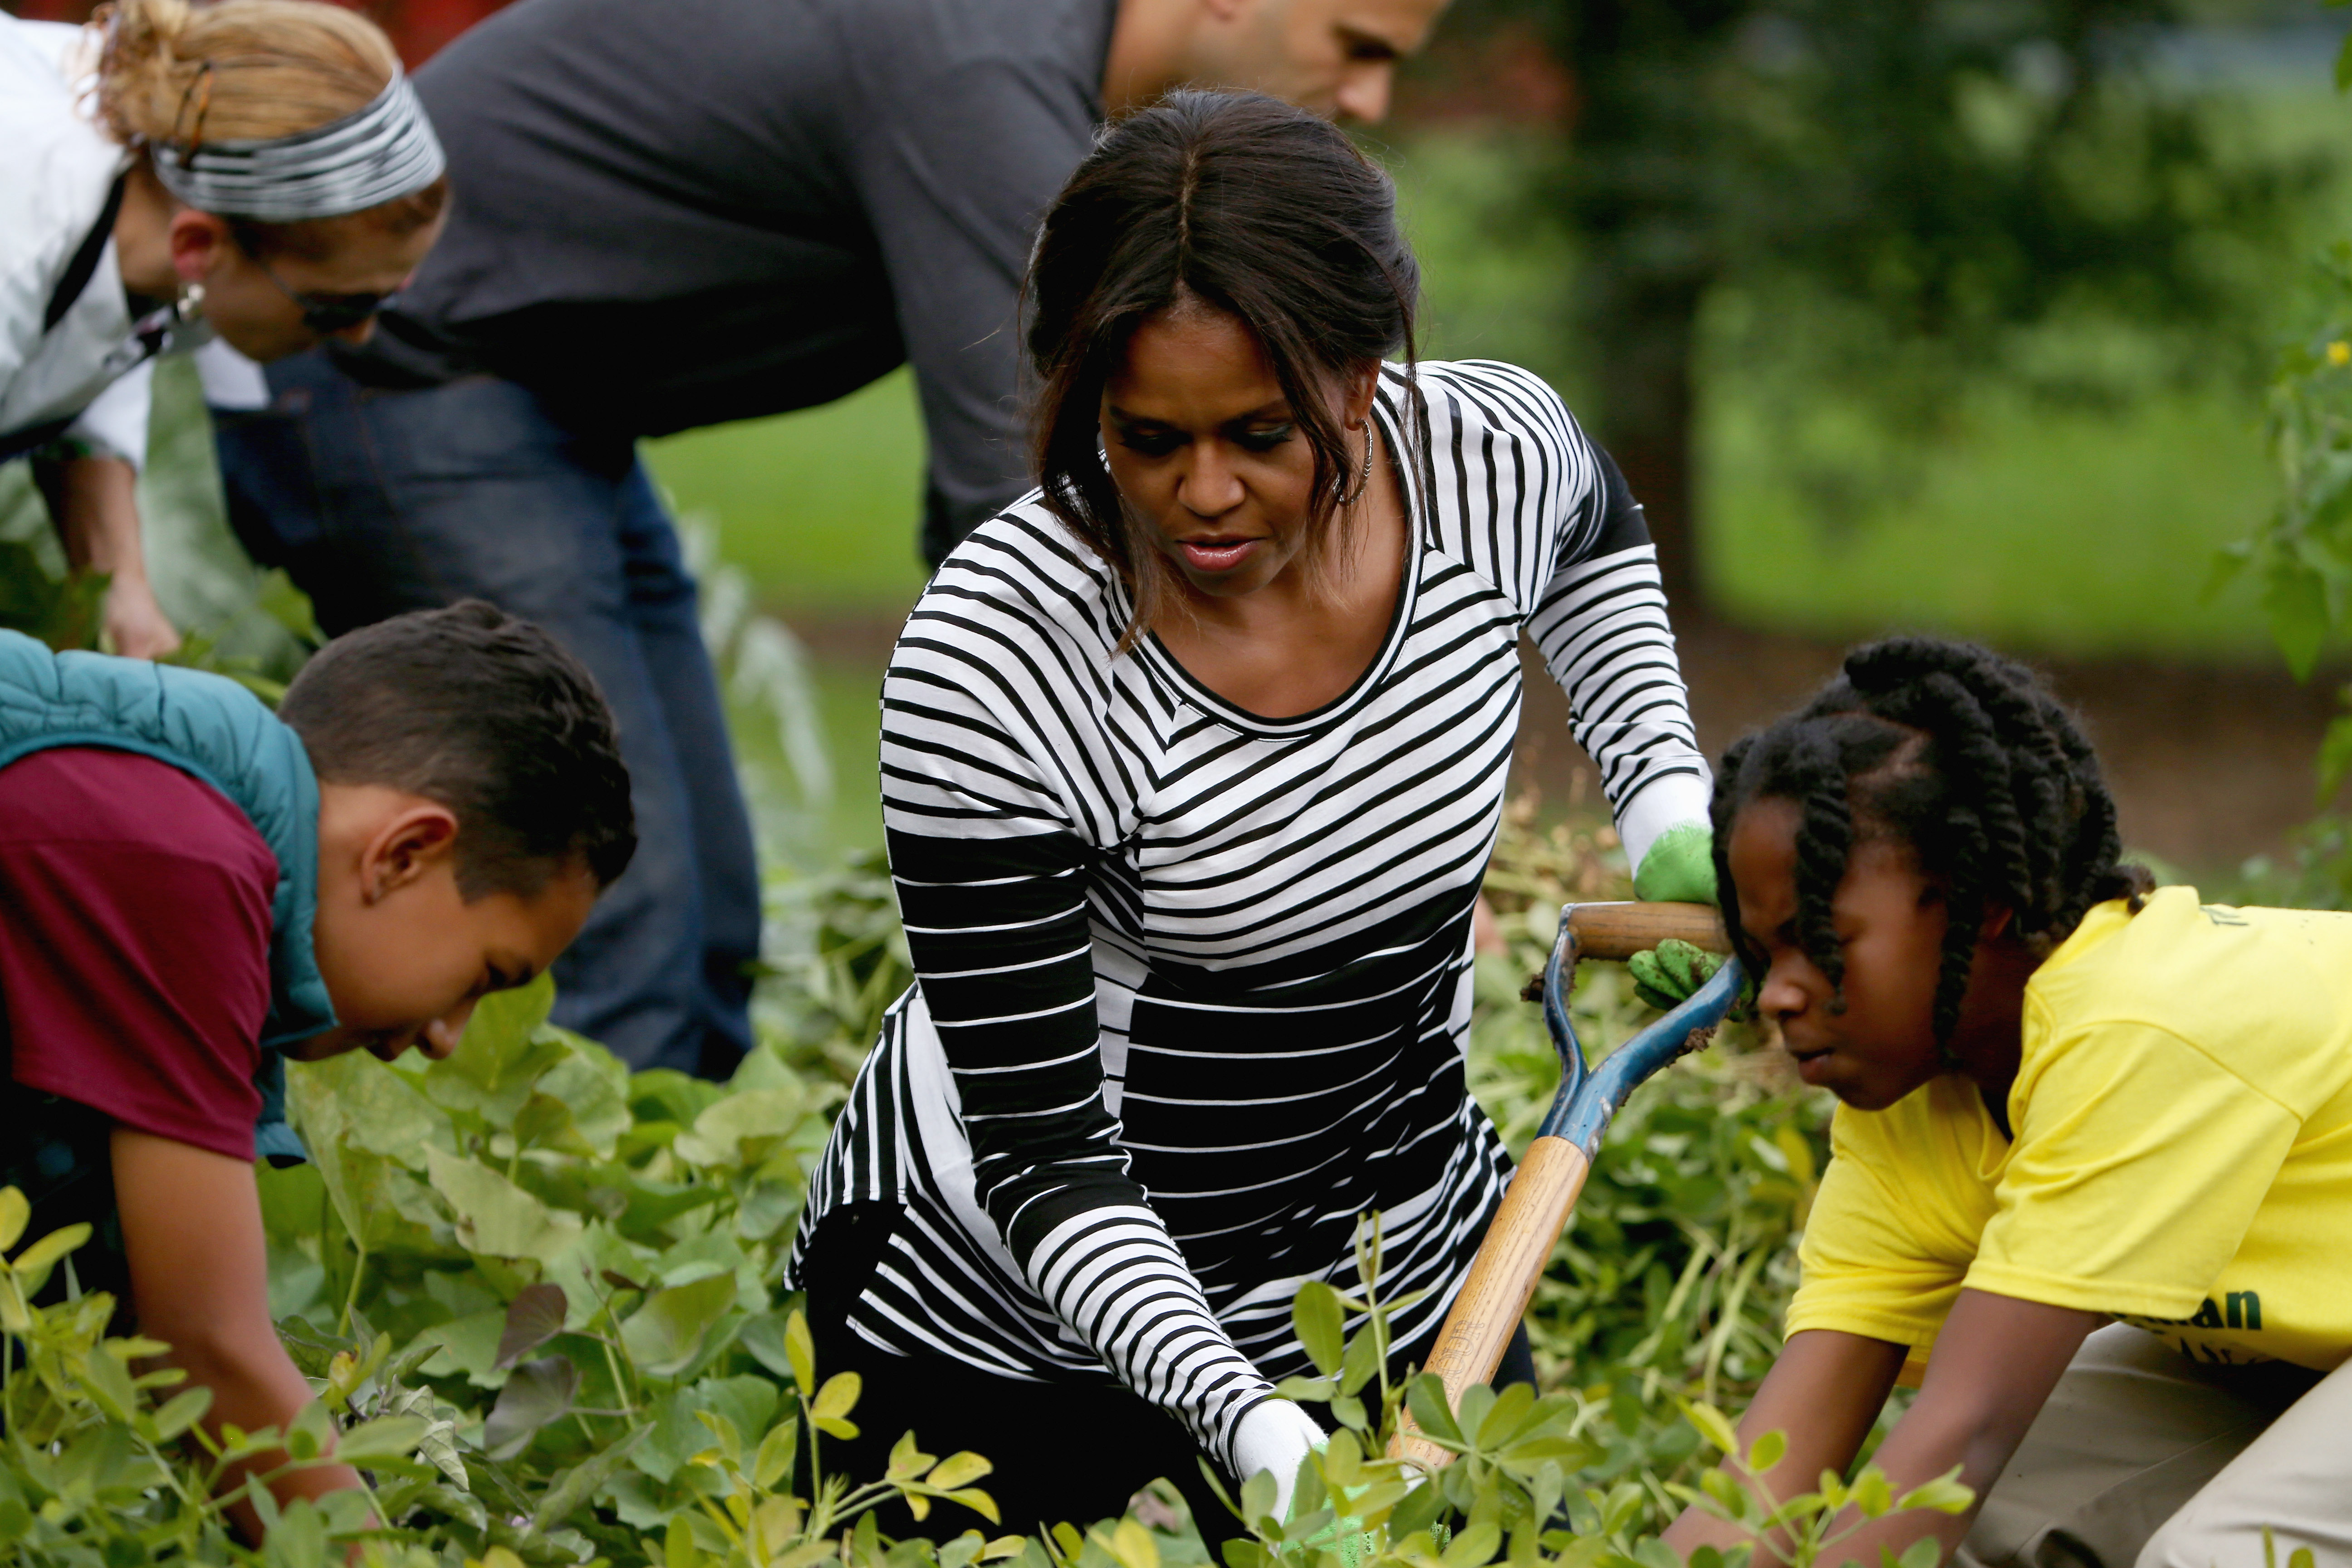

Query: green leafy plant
0 1190 441 1568
1668 1405 1969 1568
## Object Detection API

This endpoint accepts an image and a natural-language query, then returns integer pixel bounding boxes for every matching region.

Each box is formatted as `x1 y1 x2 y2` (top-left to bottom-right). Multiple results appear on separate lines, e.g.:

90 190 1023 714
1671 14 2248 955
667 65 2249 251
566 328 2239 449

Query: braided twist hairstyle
1710 636 2152 1046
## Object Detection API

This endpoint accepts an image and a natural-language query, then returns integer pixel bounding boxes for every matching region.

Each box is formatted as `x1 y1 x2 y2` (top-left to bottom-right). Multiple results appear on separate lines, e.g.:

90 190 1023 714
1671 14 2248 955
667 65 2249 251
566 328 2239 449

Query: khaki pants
1959 1325 2351 1568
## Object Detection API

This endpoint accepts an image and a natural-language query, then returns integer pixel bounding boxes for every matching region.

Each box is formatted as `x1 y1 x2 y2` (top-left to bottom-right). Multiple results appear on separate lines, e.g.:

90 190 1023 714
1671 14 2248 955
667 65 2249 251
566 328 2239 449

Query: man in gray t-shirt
208 0 1447 1080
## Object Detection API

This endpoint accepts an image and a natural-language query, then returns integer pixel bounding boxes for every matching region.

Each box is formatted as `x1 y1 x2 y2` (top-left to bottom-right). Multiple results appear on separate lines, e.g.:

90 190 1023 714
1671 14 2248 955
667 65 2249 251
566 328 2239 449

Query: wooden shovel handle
1390 1135 1592 1468
1563 901 1728 962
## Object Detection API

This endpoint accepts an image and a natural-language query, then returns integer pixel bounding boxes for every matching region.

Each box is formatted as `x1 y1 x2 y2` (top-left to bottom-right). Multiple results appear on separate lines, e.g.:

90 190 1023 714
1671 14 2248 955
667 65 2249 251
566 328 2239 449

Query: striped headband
150 69 445 221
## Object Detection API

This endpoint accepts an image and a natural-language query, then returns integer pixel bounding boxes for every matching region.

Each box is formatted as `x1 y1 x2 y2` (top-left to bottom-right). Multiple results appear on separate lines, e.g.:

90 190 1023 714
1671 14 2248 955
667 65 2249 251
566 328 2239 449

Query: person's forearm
160 1326 368 1530
33 454 181 657
34 453 144 578
1662 1331 1906 1560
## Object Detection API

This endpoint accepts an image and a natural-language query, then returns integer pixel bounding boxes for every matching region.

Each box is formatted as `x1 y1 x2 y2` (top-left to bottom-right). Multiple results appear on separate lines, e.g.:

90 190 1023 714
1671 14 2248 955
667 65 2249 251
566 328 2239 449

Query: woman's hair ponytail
95 0 398 147
92 0 446 258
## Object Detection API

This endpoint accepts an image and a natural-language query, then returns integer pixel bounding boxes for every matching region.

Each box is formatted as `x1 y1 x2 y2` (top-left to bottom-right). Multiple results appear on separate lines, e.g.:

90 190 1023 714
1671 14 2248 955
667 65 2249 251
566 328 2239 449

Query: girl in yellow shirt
1664 636 2352 1568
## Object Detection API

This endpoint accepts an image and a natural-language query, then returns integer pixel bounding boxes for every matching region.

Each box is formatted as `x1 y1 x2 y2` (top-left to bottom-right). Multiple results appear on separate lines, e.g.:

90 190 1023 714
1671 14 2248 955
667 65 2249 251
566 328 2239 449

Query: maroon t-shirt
0 746 276 1161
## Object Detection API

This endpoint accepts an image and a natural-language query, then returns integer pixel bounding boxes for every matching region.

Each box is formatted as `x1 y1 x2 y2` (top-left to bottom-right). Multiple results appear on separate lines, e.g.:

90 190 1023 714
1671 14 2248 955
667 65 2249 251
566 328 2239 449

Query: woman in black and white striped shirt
790 91 1713 1534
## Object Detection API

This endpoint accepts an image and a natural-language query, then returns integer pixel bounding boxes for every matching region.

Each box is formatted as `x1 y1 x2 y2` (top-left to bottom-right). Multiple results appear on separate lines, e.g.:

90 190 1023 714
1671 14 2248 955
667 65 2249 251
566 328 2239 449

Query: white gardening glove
1229 1398 1327 1521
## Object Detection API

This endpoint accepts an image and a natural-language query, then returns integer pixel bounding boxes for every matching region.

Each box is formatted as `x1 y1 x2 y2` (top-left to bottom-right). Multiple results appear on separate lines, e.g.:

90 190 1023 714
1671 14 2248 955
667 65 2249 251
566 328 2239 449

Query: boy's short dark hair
279 601 636 898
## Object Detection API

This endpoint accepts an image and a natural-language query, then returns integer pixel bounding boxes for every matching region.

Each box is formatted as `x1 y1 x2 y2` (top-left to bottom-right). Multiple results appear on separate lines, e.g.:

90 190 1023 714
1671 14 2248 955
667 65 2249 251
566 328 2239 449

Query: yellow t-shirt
1785 887 2352 1374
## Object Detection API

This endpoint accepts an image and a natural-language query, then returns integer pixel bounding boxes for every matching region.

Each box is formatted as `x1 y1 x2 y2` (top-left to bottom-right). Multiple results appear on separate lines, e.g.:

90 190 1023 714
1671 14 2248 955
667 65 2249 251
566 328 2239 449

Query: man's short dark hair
279 601 636 898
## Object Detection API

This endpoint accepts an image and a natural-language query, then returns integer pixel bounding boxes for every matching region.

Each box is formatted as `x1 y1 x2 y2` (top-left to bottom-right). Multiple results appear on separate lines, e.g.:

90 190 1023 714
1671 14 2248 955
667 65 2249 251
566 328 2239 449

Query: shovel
1390 900 1743 1469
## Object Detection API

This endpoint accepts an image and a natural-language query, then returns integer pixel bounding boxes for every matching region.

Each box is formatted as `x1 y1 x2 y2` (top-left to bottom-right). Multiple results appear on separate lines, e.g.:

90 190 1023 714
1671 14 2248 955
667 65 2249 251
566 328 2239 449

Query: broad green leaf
1851 1467 1895 1518
1321 1429 1362 1489
535 1049 634 1157
1241 1467 1278 1529
1105 1518 1159 1568
632 1377 779 1483
286 1398 334 1462
1475 1382 1536 1450
78 1345 138 1423
1895 1539 1941 1568
673 1087 808 1169
1404 1374 1463 1446
8 1223 90 1295
0 1188 27 1255
332 1415 430 1464
784 1308 817 1392
1681 1401 1742 1457
1293 1281 1346 1377
888 1429 935 1480
290 1049 446 1169
1699 1468 1749 1522
753 1419 799 1490
495 1282 571 1369
930 1450 993 1490
811 1371 862 1422
619 1270 738 1377
151 1386 213 1441
693 1406 745 1467
1892 1466 1975 1515
666 1514 701 1568
738 1311 799 1382
413 1308 509 1386
2265 565 2331 681
425 1147 585 1261
1440 1522 1499 1568
481 1355 580 1460
1338 1315 1381 1396
424 976 571 1126
1745 1429 1787 1475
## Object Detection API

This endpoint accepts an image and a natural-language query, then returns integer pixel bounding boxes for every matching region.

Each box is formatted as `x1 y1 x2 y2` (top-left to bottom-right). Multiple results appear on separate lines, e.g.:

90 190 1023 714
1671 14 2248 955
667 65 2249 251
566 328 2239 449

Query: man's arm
1666 1293 2102 1563
111 1127 364 1530
848 38 1104 565
31 453 182 659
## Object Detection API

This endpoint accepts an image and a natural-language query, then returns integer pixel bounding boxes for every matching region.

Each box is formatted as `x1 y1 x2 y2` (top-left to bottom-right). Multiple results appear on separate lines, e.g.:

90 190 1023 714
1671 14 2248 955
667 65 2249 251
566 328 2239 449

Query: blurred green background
5 0 2348 876
638 24 2352 860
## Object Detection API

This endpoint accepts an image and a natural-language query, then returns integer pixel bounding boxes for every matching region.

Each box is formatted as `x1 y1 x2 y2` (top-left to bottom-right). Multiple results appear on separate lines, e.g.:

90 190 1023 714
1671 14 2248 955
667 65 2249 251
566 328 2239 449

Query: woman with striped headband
1 0 446 657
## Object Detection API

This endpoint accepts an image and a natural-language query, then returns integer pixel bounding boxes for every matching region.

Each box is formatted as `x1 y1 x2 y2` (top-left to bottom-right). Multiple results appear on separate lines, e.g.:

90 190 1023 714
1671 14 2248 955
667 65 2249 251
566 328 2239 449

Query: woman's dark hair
1711 635 2153 1046
1025 88 1423 648
280 600 635 898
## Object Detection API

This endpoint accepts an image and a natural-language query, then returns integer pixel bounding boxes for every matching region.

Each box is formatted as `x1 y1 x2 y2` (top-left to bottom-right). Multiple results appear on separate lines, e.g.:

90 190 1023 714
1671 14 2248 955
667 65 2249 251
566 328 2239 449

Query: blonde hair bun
94 0 402 150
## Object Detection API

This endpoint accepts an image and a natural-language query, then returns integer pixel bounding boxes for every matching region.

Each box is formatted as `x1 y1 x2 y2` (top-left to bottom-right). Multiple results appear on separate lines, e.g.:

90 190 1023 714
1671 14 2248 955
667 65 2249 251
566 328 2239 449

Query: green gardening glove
1631 820 1718 906
1628 937 1725 1012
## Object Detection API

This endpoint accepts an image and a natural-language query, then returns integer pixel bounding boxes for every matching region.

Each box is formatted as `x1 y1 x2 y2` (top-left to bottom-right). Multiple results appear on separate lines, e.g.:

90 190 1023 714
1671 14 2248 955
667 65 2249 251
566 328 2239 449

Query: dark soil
791 608 2343 882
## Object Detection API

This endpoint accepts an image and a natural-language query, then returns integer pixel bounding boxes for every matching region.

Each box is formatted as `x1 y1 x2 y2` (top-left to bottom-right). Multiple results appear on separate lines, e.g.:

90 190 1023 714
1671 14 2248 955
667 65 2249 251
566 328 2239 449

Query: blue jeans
212 353 757 1076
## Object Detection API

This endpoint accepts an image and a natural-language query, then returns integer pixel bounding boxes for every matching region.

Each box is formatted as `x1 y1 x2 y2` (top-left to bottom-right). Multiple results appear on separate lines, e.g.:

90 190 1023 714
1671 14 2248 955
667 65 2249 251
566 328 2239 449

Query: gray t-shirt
353 0 1117 558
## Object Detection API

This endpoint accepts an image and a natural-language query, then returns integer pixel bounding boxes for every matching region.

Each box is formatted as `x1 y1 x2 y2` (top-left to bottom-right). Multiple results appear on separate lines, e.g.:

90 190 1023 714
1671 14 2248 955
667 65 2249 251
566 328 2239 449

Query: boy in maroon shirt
0 601 633 1528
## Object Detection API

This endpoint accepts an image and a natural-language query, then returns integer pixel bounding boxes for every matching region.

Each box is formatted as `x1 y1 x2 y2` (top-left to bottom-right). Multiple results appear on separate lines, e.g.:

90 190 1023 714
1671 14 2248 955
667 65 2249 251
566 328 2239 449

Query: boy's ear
359 802 462 902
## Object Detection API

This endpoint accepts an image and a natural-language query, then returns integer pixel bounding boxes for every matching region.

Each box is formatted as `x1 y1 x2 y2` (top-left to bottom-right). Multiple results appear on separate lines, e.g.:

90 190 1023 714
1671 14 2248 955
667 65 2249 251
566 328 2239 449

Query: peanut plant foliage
0 824 1959 1568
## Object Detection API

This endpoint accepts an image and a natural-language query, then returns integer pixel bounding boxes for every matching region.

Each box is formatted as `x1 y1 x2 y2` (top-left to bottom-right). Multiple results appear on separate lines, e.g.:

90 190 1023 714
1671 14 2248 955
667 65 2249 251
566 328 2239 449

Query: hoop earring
1338 423 1377 507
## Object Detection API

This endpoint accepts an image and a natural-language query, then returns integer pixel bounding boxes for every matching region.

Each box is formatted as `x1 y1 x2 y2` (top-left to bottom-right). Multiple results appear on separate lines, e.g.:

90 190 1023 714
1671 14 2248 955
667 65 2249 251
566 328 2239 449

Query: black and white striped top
790 360 1710 1470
